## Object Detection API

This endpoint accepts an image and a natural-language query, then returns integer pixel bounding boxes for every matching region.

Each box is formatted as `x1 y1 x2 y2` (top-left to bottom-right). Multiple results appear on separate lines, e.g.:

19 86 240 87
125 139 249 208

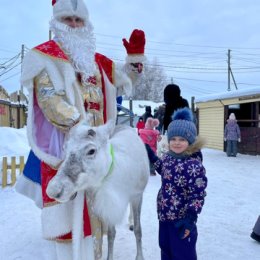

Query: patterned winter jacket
224 119 241 141
154 138 207 222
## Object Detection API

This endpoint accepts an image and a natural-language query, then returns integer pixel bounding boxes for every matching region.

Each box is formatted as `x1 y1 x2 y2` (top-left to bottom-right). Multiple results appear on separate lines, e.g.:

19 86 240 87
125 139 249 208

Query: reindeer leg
107 225 116 260
128 204 134 231
132 196 145 260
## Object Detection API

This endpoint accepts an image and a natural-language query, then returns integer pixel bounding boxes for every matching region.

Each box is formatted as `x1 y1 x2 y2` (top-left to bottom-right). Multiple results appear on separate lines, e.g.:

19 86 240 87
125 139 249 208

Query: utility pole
20 44 25 95
49 30 52 40
228 49 231 91
227 49 238 91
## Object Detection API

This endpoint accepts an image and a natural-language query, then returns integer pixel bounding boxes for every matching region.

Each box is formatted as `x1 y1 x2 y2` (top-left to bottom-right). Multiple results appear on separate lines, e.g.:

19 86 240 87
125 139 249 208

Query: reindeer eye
87 148 96 156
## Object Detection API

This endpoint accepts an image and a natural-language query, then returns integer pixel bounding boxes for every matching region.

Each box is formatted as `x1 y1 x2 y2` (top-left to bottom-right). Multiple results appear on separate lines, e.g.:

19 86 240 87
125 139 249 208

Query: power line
95 32 260 51
0 48 19 54
0 71 21 83
1 39 259 93
0 61 21 77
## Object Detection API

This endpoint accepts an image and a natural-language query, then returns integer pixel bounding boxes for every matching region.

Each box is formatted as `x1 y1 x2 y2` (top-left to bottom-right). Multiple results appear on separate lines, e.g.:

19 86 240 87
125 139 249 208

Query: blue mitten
174 213 197 238
145 143 159 163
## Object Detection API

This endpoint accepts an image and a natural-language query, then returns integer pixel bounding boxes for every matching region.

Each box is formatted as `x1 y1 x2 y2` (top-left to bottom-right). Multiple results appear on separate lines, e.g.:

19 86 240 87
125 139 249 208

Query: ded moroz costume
16 1 146 260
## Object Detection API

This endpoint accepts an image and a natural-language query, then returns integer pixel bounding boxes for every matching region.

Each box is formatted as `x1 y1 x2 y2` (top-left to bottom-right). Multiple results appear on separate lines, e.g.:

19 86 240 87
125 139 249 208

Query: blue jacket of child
154 148 207 222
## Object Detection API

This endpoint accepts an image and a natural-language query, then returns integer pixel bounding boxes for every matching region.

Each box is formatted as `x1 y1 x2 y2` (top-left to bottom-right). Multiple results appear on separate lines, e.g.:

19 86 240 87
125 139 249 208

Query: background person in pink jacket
139 117 161 175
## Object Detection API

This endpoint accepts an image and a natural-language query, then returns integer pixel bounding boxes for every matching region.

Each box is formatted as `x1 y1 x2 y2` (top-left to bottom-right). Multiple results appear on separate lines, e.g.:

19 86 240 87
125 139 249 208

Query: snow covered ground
0 126 260 260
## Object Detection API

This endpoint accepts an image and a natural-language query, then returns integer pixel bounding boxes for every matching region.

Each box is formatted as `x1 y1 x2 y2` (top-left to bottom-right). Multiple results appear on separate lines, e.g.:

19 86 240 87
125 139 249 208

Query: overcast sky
1 0 260 103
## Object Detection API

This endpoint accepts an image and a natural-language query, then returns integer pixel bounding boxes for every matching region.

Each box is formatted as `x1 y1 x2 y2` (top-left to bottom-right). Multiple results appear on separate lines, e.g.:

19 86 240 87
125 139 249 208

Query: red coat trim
34 40 69 62
95 53 114 84
40 162 92 239
95 53 115 123
41 161 58 206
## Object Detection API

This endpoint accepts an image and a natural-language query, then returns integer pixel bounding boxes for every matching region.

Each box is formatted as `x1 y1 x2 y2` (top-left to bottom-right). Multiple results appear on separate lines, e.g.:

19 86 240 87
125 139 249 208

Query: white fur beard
50 19 96 80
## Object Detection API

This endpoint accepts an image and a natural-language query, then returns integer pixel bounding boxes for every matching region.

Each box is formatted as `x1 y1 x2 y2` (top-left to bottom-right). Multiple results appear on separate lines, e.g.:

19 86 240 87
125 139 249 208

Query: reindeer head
46 120 115 202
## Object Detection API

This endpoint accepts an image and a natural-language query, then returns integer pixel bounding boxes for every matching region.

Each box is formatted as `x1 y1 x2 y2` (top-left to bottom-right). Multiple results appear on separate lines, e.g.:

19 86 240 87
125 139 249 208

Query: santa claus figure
16 1 146 260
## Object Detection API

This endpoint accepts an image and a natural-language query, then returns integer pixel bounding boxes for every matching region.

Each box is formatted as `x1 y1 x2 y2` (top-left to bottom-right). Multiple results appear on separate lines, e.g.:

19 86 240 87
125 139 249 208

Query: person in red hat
123 29 146 72
16 1 146 260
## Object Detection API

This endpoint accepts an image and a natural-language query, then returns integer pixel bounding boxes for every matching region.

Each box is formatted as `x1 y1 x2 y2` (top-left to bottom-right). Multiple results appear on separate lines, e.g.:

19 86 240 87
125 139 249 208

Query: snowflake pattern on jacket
154 152 207 222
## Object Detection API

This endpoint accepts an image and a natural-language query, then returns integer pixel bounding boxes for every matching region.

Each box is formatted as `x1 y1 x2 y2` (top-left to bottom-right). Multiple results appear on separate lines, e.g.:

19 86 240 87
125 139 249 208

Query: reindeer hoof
129 225 134 231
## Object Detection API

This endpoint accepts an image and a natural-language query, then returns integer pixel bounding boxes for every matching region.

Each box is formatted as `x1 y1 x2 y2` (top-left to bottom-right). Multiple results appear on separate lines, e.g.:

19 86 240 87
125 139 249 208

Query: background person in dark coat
154 104 165 133
163 84 189 134
142 105 153 123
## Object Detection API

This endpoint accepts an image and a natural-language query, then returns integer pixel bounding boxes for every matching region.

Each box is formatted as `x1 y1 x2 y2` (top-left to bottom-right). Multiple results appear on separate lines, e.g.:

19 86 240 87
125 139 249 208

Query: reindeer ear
95 119 115 142
105 119 116 137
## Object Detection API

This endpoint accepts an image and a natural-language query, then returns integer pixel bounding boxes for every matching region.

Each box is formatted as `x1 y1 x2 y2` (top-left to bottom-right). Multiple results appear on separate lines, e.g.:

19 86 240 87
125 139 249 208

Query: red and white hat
122 29 146 63
52 0 89 22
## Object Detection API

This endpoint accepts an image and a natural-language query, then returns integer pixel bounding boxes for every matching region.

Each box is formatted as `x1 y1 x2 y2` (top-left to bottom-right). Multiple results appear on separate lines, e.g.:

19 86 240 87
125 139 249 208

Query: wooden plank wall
0 100 27 128
198 107 225 150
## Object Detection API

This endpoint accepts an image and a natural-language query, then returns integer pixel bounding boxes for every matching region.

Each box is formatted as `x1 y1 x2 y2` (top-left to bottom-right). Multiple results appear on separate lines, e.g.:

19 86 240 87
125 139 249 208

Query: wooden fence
1 156 24 188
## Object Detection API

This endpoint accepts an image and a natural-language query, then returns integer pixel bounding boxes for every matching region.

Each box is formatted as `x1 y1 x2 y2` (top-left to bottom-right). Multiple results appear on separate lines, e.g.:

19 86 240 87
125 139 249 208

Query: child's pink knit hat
145 117 159 129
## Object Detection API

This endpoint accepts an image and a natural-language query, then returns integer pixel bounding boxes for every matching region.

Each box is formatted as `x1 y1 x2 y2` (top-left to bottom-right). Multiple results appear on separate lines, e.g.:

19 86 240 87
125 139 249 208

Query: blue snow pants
159 221 198 260
226 140 238 156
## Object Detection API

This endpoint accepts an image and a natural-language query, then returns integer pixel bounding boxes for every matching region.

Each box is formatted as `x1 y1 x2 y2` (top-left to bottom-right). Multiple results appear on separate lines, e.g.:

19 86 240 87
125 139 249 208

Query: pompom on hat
52 0 89 22
145 117 159 130
122 29 146 63
167 107 197 144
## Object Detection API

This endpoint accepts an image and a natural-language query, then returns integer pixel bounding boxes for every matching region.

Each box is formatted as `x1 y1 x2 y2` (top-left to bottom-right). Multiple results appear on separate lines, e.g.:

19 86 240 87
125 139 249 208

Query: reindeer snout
46 181 64 200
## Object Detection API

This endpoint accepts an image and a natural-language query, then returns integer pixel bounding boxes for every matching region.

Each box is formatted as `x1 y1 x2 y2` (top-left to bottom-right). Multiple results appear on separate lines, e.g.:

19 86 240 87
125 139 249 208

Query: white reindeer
46 120 150 260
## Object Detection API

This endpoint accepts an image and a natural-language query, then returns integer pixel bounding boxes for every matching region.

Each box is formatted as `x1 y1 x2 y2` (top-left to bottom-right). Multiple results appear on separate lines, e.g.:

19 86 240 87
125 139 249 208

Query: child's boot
251 216 260 242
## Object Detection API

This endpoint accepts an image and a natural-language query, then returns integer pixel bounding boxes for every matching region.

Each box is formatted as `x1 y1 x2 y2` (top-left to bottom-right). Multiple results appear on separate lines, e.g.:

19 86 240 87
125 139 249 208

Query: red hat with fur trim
123 29 146 63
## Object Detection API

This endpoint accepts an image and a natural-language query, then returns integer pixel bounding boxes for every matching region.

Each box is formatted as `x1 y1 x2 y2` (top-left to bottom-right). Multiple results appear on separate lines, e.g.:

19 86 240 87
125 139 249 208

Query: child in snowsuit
136 116 145 135
224 113 241 157
146 107 207 260
139 117 161 175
